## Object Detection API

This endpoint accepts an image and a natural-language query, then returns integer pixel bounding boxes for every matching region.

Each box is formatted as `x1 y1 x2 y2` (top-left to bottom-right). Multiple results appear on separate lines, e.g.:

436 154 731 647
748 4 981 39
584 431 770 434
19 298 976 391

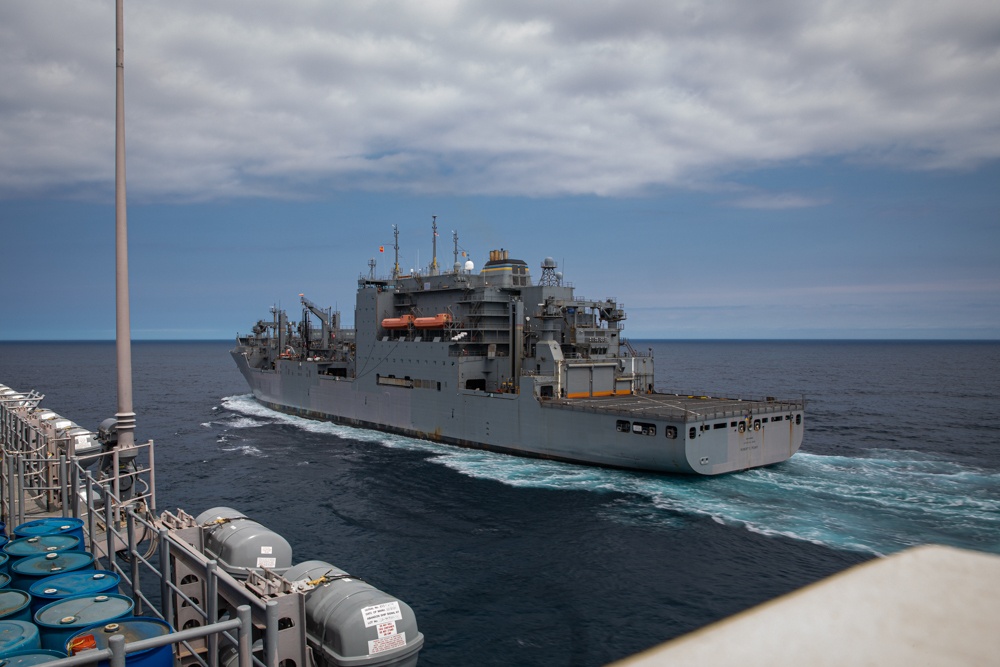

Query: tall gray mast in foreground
114 0 135 449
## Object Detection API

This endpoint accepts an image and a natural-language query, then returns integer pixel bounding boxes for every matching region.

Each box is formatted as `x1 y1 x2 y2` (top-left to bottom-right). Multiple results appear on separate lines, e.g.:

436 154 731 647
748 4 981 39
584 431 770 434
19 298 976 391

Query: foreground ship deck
234 234 805 475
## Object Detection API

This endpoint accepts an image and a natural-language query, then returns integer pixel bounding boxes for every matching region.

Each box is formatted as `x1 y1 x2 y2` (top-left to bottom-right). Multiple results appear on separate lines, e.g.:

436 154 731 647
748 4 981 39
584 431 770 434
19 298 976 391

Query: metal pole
87 474 98 555
105 484 116 572
109 633 126 667
114 0 136 451
158 528 173 628
207 561 219 667
59 455 69 517
237 606 252 667
147 440 156 514
16 457 24 527
70 457 81 522
127 508 141 614
265 600 279 667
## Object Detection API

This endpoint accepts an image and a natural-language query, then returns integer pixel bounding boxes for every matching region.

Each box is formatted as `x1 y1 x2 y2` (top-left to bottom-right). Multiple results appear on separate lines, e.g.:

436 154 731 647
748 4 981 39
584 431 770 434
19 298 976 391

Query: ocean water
1 340 998 666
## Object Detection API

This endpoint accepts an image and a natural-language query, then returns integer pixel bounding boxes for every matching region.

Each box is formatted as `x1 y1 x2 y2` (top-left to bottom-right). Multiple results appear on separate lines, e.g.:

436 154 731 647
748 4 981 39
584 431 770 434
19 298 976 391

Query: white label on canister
260 546 273 554
368 632 406 655
376 622 397 638
362 601 402 627
256 557 277 568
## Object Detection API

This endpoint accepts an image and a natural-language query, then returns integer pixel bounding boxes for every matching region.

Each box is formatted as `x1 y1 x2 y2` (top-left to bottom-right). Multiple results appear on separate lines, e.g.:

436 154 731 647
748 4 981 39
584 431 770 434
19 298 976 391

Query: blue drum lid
0 649 66 666
0 575 10 589
12 520 83 540
3 537 80 559
34 595 133 631
11 553 94 579
0 620 39 653
68 617 171 651
28 572 119 601
0 593 30 619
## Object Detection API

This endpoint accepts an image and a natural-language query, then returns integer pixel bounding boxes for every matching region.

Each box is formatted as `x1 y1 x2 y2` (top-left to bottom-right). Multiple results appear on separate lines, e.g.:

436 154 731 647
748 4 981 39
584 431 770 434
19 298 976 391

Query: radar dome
465 260 475 271
542 257 557 269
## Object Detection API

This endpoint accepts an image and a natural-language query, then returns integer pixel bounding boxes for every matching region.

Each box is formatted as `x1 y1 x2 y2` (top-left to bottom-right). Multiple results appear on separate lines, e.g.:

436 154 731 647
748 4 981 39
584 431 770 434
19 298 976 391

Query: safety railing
0 390 301 667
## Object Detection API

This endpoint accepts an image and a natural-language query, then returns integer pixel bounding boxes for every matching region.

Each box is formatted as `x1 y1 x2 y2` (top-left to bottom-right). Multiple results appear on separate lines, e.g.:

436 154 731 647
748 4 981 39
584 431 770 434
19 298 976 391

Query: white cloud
2 0 999 200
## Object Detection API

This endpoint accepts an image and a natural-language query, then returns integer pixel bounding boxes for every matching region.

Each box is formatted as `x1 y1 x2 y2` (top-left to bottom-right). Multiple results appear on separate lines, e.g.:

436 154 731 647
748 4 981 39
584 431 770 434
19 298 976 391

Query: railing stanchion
207 560 220 667
105 483 116 572
109 632 127 667
265 600 279 667
160 527 174 629
237 605 253 667
59 454 69 517
127 507 141 614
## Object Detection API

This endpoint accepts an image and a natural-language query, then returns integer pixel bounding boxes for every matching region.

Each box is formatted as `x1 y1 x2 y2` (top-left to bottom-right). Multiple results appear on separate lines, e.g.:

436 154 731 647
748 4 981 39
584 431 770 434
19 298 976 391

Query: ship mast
114 0 136 450
392 225 400 279
430 216 439 276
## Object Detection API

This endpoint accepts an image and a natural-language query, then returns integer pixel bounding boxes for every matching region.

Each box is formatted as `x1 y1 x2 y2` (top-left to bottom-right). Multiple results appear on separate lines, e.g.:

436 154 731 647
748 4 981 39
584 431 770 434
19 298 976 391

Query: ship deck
541 391 804 423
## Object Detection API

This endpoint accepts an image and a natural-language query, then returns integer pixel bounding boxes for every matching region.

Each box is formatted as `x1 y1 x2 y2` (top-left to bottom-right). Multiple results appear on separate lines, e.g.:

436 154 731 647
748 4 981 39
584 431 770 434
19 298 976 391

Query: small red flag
379 246 384 252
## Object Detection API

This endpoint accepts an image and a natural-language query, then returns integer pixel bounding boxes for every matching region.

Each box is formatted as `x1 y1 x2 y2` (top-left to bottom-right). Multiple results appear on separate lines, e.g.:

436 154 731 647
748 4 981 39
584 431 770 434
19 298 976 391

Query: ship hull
232 350 804 475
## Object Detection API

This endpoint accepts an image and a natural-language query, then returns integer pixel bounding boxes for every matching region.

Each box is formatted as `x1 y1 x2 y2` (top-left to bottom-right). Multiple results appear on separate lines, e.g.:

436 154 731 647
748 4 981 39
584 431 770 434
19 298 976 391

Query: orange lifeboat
413 313 452 329
381 314 415 329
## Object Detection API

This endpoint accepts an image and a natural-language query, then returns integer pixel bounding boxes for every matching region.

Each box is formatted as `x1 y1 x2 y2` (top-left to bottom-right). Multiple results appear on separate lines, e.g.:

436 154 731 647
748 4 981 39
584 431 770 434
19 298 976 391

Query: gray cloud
2 0 998 200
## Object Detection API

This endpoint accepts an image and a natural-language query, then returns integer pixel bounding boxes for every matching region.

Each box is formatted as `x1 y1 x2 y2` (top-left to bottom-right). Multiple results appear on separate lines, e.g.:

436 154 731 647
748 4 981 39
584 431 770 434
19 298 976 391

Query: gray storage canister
193 507 292 578
284 560 424 667
34 594 133 651
0 649 67 666
0 621 40 657
9 552 94 592
4 536 80 562
12 520 84 548
28 571 120 617
0 591 32 623
66 618 173 667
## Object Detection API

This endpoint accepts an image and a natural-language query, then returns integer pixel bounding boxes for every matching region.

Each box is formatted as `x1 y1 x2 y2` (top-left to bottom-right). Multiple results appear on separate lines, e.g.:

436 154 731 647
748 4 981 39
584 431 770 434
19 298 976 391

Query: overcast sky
2 0 998 340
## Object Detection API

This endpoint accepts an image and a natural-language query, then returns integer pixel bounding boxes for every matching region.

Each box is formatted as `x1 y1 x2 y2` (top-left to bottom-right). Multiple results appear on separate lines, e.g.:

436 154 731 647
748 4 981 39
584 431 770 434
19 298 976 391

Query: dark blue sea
2 340 998 666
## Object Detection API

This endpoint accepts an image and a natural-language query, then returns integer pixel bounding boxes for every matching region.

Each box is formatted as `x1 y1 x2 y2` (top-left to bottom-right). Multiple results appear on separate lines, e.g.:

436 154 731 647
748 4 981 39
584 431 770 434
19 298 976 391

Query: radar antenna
539 257 561 286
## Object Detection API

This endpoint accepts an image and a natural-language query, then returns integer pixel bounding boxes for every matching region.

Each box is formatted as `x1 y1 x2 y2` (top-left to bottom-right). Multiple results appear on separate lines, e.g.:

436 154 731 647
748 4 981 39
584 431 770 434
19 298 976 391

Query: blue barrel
0 522 6 538
0 649 66 665
12 520 84 548
0 554 8 577
3 536 80 563
9 552 94 592
0 574 10 589
0 591 32 623
0 621 40 657
28 571 120 617
66 618 173 667
34 594 133 651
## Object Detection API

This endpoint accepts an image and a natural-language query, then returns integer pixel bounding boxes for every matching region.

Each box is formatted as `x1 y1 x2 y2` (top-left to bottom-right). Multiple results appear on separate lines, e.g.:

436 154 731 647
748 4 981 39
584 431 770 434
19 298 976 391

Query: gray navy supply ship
233 225 804 475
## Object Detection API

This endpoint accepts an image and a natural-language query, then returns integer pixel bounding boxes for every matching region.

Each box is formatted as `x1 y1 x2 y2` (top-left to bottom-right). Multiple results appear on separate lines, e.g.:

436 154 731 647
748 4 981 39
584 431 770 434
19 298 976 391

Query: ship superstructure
233 231 804 474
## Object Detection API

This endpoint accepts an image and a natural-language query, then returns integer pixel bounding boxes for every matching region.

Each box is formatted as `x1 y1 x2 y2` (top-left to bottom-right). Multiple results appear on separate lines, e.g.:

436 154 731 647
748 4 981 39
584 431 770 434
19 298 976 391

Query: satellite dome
542 257 557 269
464 260 475 271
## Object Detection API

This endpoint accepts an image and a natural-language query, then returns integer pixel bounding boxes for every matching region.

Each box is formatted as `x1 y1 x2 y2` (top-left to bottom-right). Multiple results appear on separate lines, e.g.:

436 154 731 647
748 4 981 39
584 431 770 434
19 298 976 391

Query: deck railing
0 387 307 667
